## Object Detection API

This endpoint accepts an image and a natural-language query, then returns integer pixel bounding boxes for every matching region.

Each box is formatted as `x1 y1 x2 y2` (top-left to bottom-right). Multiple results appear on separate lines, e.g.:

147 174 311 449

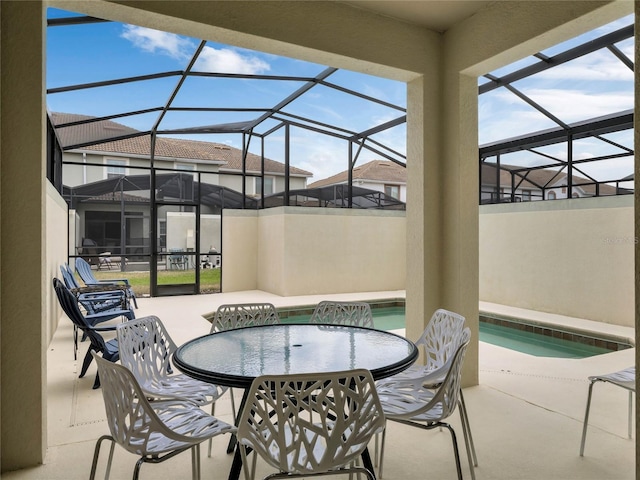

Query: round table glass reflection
173 324 418 388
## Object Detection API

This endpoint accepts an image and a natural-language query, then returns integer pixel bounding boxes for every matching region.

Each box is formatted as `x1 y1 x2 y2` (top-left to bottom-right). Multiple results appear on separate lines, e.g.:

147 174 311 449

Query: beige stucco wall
262 207 406 296
46 183 71 343
221 210 259 292
480 196 634 327
223 208 406 296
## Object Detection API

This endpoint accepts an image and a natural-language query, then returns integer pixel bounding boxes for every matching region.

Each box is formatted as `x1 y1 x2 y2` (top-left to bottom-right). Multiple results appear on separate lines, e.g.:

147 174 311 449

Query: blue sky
47 8 633 183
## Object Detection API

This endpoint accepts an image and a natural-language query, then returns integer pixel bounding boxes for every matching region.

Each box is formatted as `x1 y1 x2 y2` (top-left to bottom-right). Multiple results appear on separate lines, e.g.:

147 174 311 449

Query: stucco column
440 70 480 386
405 74 443 349
0 0 47 471
406 42 479 387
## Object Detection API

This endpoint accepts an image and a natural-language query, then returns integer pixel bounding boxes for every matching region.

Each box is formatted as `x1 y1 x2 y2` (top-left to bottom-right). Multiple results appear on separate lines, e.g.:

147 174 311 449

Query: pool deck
4 290 635 480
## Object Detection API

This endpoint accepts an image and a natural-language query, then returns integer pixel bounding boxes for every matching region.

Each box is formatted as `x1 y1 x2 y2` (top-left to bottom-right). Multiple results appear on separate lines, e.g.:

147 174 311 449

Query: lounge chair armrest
78 292 126 301
97 279 131 286
88 324 119 332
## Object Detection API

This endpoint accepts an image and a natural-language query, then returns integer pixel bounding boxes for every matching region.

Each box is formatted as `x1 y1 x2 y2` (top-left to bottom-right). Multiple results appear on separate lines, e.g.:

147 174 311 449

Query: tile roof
481 163 618 195
308 160 406 188
51 112 312 177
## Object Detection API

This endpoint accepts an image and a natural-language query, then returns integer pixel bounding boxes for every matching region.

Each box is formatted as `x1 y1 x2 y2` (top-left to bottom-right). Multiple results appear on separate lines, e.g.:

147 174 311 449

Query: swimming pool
279 304 406 331
276 304 632 359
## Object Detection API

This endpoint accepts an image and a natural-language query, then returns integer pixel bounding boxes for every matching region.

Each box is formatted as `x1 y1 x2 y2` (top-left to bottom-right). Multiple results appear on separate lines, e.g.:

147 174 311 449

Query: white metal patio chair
116 316 230 461
236 369 385 480
210 302 280 332
89 353 236 480
374 309 477 472
579 366 635 456
117 315 227 407
309 300 374 328
376 328 473 480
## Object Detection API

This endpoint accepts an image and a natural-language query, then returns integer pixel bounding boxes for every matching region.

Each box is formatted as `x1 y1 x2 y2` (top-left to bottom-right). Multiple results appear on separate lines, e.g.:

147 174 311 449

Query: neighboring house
52 112 313 257
53 113 313 195
307 160 407 202
480 163 620 203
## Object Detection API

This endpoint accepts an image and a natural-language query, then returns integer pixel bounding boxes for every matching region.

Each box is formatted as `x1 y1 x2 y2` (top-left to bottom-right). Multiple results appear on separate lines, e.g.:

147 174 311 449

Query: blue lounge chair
52 278 121 389
61 264 132 313
58 266 134 360
75 257 138 308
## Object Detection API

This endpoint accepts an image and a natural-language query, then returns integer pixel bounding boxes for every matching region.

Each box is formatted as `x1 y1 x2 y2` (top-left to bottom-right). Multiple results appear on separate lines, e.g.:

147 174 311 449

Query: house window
105 158 126 179
175 163 196 181
521 189 531 201
256 176 274 195
548 191 557 200
158 219 167 250
385 184 400 199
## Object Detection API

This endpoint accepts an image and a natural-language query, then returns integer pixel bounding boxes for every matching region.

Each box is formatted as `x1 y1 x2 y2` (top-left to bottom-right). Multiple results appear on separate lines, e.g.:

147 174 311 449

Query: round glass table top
173 324 418 388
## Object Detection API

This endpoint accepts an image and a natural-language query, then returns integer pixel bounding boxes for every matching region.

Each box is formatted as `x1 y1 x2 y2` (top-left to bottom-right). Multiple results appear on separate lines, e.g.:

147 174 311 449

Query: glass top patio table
173 323 418 388
174 324 417 480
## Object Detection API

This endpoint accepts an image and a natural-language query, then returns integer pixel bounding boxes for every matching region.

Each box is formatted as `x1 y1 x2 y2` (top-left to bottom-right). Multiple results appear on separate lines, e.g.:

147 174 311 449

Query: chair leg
441 423 464 480
239 445 253 480
191 444 201 480
73 325 78 361
459 390 478 467
89 435 115 480
105 440 115 479
360 447 375 480
207 401 217 458
80 348 95 378
458 405 476 480
628 390 633 439
374 432 379 467
92 372 101 389
133 457 145 480
378 426 387 478
580 380 597 456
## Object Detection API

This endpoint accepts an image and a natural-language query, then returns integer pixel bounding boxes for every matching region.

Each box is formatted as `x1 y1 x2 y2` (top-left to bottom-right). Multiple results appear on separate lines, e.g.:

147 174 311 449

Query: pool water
278 305 629 359
478 322 612 358
279 306 405 331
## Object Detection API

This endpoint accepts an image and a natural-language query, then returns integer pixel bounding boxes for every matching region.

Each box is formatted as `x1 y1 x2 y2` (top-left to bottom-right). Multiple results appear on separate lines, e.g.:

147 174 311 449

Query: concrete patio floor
4 290 635 479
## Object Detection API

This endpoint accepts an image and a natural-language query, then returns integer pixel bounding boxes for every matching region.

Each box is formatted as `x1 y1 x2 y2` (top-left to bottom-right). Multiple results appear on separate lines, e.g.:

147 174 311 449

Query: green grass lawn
92 268 221 295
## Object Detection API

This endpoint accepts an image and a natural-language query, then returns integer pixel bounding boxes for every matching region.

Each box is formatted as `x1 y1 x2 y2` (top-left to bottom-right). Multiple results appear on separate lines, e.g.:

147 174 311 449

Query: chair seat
142 373 227 406
103 339 119 361
376 383 445 421
249 421 377 474
132 399 235 456
589 367 635 390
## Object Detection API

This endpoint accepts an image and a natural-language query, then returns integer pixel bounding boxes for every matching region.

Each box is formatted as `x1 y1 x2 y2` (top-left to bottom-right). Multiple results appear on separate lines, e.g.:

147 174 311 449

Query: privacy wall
223 207 406 296
479 196 634 327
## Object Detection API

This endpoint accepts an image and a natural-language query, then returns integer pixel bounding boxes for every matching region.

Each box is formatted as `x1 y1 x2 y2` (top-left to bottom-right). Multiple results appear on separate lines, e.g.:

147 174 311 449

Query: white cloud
121 25 191 60
195 46 270 74
523 88 632 122
480 87 633 144
121 26 271 75
534 51 633 82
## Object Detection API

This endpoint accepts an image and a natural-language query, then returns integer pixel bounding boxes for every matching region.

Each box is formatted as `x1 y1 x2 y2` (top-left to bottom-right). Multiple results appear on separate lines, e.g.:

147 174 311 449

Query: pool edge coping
479 310 636 349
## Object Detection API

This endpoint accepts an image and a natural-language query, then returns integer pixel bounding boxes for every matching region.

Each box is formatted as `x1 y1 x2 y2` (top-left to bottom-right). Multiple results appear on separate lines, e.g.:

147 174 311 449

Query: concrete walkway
4 291 635 479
